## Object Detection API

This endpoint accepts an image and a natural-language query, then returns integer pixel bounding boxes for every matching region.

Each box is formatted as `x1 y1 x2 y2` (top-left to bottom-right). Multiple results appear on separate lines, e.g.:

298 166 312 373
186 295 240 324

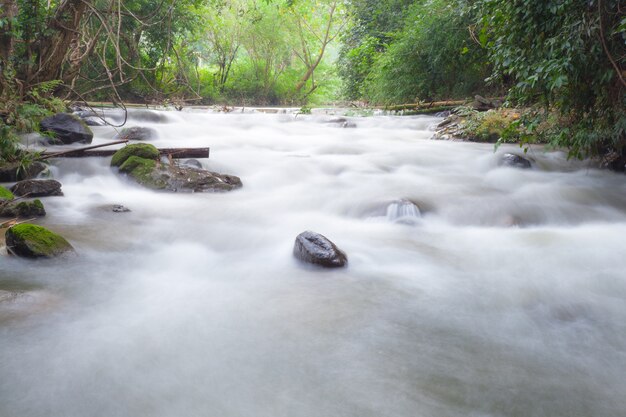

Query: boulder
500 153 532 169
40 113 93 144
0 199 46 218
112 145 241 192
114 126 158 141
293 231 348 268
10 179 63 197
110 143 160 167
130 110 169 123
0 161 47 182
5 223 74 258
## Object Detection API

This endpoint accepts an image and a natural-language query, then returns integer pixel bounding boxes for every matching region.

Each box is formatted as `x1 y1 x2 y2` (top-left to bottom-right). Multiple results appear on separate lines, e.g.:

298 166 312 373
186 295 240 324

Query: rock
472 95 496 112
0 186 14 202
40 113 93 144
5 223 74 258
114 126 158 141
324 118 357 128
119 156 242 192
0 199 46 218
112 204 131 213
10 179 63 197
293 231 348 268
110 143 160 167
180 159 203 169
386 199 421 225
130 110 169 123
0 161 47 182
500 153 532 169
83 116 107 127
111 144 241 192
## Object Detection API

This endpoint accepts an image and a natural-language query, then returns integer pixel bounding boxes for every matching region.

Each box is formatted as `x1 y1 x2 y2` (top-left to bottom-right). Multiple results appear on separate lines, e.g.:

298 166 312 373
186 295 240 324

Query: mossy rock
5 223 74 258
0 186 14 201
111 144 159 167
119 156 168 189
0 199 46 218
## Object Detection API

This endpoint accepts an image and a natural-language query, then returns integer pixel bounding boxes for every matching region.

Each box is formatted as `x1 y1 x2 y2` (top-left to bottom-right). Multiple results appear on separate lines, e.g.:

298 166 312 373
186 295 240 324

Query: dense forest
0 0 624 163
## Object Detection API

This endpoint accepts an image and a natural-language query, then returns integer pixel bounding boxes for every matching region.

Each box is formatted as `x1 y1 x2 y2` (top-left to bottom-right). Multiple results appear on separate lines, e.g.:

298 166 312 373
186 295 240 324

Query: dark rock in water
293 231 347 268
0 199 46 218
83 116 107 127
5 223 74 258
131 110 169 123
180 159 203 169
0 161 47 182
11 179 63 197
112 204 131 213
434 110 452 118
115 126 158 141
325 118 357 128
40 113 93 144
501 153 532 169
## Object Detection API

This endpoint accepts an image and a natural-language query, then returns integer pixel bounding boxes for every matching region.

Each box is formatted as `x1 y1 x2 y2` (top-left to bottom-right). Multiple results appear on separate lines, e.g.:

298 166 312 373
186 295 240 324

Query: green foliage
474 0 625 158
339 0 491 104
0 186 14 201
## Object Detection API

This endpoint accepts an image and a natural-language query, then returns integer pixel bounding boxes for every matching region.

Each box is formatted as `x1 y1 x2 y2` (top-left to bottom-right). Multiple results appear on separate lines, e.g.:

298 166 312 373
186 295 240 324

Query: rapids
1 109 625 417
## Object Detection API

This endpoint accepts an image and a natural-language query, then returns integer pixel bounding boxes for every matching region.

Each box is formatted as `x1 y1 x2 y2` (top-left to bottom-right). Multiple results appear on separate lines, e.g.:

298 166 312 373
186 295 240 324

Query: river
1 109 625 417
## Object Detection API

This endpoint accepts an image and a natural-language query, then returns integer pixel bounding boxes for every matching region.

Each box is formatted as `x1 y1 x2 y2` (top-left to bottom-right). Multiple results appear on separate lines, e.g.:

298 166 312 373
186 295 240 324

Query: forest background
0 0 624 163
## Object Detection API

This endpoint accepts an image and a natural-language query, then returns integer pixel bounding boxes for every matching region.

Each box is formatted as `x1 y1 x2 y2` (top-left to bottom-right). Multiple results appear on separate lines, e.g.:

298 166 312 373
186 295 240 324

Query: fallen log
42 147 210 159
384 100 468 112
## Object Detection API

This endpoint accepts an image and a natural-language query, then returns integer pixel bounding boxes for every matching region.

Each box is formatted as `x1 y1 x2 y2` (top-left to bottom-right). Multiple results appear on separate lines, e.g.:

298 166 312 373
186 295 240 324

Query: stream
1 109 626 417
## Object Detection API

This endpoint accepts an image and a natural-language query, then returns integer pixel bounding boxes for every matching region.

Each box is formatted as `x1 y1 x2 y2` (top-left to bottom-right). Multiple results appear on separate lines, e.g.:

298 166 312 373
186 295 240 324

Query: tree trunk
25 0 88 87
0 0 18 64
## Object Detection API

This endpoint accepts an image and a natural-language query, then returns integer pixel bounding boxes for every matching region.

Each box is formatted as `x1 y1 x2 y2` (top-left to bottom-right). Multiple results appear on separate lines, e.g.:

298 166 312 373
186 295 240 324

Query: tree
475 0 625 159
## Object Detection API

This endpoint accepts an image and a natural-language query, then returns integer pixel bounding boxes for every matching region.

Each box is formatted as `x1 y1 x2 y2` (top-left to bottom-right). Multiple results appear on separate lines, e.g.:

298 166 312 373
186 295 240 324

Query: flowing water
1 109 626 417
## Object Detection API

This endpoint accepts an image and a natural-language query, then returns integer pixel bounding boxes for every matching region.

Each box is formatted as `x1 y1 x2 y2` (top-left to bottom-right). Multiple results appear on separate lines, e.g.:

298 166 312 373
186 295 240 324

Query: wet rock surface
115 126 158 141
0 199 46 218
5 223 75 258
10 179 63 197
111 145 242 192
500 153 532 169
40 113 93 144
293 231 348 268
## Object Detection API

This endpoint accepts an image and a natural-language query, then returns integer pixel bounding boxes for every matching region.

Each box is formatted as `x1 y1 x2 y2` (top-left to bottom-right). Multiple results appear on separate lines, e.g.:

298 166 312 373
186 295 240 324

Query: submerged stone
501 153 532 169
115 126 158 141
293 231 348 268
10 179 63 197
40 113 93 144
386 199 421 225
5 223 74 258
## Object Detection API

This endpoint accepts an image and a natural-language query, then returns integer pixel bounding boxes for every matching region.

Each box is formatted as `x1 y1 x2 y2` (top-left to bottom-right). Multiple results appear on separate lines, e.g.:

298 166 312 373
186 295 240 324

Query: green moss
119 156 168 189
111 143 159 167
33 199 43 209
6 223 73 258
0 186 14 201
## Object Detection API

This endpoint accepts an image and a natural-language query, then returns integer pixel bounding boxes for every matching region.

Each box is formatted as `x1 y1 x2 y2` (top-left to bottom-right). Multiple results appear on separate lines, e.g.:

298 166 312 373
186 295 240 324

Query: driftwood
42 147 210 159
40 140 210 159
40 139 130 160
384 100 468 112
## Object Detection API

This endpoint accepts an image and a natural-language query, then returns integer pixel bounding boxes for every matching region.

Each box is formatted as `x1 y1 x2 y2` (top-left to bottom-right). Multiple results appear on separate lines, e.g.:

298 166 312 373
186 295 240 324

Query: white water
2 109 626 417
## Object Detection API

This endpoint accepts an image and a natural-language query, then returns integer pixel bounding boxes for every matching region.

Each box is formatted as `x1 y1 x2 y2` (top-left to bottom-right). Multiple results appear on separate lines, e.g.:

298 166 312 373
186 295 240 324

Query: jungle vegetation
0 0 624 163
